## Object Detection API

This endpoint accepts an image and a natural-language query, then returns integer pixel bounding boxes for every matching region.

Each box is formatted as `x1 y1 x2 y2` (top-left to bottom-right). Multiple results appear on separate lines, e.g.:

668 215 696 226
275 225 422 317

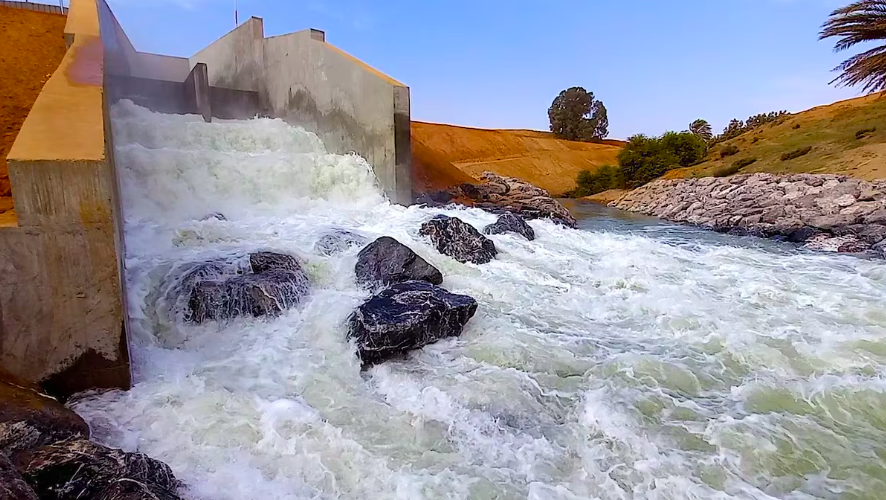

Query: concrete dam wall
0 0 412 398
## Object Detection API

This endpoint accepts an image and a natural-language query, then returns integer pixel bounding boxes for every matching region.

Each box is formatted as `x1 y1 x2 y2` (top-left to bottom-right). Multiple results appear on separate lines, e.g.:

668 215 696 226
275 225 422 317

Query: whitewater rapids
73 101 886 500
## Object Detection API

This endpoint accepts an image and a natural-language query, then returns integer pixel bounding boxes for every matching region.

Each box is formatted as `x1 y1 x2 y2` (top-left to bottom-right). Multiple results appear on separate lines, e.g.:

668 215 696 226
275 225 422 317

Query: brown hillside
412 121 624 195
665 93 886 181
0 6 68 218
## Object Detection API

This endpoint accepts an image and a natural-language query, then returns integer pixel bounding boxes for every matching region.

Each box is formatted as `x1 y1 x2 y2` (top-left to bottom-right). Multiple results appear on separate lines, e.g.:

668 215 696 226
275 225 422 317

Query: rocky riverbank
609 173 886 254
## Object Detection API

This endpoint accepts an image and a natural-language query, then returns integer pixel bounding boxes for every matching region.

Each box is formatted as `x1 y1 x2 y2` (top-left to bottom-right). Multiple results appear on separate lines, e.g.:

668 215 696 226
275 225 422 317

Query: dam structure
0 0 412 398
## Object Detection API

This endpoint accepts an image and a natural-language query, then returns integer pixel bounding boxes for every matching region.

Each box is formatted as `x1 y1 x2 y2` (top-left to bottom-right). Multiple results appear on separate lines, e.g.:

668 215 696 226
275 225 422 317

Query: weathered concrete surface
0 0 129 398
610 173 886 254
190 18 413 205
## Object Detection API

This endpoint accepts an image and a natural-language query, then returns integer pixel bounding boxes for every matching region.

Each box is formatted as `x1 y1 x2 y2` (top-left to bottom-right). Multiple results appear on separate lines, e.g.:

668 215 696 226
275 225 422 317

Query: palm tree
820 1 886 93
689 119 713 142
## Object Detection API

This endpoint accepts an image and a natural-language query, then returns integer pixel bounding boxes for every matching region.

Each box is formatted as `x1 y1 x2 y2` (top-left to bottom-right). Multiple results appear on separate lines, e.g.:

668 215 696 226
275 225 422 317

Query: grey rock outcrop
347 281 478 365
483 213 536 241
610 173 886 254
419 215 497 264
460 172 577 228
355 237 443 287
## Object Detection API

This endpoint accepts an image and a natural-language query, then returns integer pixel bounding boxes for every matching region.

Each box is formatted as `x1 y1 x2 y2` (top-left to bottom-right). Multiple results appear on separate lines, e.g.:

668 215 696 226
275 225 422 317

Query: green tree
689 119 713 142
573 165 624 196
820 1 886 93
617 134 679 188
548 87 609 141
660 131 707 167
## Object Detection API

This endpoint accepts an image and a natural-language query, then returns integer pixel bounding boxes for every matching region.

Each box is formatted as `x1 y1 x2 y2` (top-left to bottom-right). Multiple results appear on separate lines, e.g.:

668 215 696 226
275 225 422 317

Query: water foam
72 101 886 499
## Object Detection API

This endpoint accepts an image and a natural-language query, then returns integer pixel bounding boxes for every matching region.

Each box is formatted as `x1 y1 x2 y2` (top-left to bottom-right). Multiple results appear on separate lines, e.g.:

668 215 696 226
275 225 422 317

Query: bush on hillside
856 126 877 139
570 165 624 197
751 136 760 144
660 131 707 167
780 146 812 161
708 110 789 145
792 123 801 129
712 164 743 177
720 144 740 158
732 157 758 169
548 87 609 141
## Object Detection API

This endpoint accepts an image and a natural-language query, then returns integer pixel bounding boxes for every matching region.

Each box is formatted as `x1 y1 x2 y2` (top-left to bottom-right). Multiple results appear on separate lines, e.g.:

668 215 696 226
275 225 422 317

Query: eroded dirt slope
412 121 623 195
0 6 68 217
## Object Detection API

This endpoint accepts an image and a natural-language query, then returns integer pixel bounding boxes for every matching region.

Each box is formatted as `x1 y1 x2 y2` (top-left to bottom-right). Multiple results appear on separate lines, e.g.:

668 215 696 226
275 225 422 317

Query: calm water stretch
73 101 886 500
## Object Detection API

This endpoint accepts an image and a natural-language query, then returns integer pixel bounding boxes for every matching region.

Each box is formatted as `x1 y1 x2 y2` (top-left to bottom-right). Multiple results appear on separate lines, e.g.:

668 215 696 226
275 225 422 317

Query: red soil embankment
0 6 68 217
411 121 624 196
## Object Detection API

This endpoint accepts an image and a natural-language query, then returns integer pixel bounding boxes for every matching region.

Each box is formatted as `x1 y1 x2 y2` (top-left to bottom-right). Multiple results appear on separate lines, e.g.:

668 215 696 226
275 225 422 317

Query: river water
72 101 886 500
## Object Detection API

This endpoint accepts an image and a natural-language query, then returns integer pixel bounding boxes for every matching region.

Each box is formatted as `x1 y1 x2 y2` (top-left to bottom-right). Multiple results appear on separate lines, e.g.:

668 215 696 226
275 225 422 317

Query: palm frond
821 0 886 92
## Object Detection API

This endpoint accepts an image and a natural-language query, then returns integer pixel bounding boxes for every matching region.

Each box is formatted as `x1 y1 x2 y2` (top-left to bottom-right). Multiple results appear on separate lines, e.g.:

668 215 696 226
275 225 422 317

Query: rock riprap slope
610 173 886 254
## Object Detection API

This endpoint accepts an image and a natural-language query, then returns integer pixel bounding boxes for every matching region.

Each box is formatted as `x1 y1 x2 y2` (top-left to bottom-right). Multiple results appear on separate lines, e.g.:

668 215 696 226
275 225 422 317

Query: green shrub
572 165 624 196
780 146 812 161
617 135 678 188
733 157 758 169
720 144 740 158
856 126 877 139
712 164 742 177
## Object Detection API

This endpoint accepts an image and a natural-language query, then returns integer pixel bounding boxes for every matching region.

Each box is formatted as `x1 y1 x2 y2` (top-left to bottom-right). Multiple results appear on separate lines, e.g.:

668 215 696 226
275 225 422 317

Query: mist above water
73 101 886 500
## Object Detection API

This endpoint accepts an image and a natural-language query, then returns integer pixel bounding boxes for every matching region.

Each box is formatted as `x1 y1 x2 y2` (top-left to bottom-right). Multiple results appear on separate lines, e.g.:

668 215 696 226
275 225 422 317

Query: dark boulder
483 213 535 241
0 454 38 500
348 281 478 364
419 216 497 264
249 251 302 274
0 371 89 462
16 438 182 500
354 237 443 287
188 269 309 322
314 231 368 256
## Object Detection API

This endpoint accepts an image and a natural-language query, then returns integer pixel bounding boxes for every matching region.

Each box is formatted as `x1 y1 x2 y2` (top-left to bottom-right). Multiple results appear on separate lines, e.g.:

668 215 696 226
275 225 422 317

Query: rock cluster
609 173 886 254
459 172 577 228
0 372 186 500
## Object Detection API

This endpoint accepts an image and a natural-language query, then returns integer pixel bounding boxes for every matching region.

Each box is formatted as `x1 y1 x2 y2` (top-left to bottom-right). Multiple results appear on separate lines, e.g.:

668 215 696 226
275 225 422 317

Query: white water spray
73 101 886 500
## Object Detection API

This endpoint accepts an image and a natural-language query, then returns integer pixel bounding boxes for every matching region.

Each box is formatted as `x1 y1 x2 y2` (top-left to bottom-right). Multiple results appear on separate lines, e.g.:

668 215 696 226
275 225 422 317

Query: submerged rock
17 438 182 500
188 269 309 322
0 453 38 500
0 371 89 462
249 251 301 274
199 212 226 221
314 230 368 256
354 237 443 287
420 215 497 264
483 213 536 241
347 281 478 364
186 252 310 323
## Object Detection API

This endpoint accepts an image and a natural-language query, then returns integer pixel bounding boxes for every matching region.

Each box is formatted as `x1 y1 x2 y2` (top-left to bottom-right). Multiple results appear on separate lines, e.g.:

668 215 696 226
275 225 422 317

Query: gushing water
73 101 886 500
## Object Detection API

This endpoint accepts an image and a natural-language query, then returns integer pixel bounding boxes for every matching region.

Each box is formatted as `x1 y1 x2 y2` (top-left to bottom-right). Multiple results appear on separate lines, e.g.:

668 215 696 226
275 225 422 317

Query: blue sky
102 0 863 139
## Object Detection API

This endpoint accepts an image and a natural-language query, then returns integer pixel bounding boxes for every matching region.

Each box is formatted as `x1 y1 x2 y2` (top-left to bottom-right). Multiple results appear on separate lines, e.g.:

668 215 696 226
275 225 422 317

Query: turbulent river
73 101 886 500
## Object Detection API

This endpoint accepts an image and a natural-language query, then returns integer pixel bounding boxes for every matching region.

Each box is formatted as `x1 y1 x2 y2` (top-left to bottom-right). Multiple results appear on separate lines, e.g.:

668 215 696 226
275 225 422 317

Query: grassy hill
665 93 886 181
411 121 624 195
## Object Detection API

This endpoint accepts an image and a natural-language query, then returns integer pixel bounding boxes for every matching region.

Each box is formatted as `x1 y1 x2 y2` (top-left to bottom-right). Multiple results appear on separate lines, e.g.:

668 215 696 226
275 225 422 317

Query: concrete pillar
184 62 212 122
393 85 413 206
